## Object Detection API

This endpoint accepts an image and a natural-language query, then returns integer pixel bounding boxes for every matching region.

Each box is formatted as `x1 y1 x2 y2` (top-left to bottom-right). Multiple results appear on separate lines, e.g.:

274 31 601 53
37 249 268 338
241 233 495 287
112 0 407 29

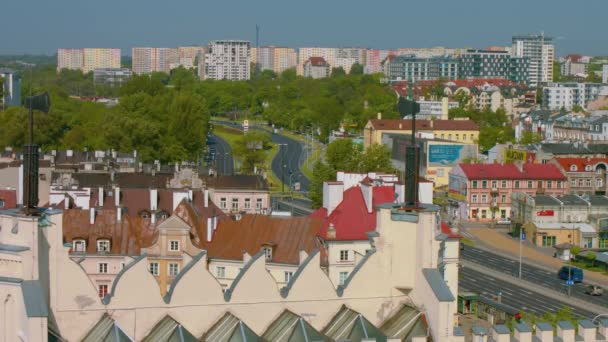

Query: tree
309 160 335 208
519 131 543 145
325 138 360 170
331 67 346 78
585 72 602 83
571 105 584 113
586 252 597 267
359 143 394 172
169 67 197 91
233 131 272 174
349 63 364 75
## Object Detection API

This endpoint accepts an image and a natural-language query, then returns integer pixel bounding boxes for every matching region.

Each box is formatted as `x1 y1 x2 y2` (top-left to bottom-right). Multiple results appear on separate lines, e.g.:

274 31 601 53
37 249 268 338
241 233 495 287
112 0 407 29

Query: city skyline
1 0 607 56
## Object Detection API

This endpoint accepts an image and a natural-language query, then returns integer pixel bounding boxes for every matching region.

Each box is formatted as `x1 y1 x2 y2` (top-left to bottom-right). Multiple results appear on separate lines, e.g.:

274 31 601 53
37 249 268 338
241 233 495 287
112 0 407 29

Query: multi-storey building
561 55 589 77
303 57 330 79
297 47 335 75
203 40 251 81
382 55 459 82
551 157 608 195
512 34 554 87
542 82 608 110
449 162 567 221
251 46 297 74
57 48 121 73
93 68 132 87
365 49 396 74
603 65 608 84
458 49 529 83
131 47 180 74
364 118 479 149
0 68 21 108
57 48 84 71
177 46 205 69
206 175 270 215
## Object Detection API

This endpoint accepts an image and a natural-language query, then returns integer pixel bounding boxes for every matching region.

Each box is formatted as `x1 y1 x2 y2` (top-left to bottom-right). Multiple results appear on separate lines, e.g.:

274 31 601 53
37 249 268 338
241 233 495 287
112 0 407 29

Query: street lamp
277 143 288 193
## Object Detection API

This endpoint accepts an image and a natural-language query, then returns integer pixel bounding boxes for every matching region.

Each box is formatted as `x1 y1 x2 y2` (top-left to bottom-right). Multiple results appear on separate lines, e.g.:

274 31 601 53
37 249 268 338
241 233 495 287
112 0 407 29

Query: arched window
72 239 86 253
570 165 577 171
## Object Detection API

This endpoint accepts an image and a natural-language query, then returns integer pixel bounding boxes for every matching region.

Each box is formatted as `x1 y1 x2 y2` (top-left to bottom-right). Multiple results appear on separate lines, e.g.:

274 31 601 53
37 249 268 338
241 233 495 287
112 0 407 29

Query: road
212 120 311 192
461 246 608 308
270 196 314 216
459 267 598 319
207 134 234 175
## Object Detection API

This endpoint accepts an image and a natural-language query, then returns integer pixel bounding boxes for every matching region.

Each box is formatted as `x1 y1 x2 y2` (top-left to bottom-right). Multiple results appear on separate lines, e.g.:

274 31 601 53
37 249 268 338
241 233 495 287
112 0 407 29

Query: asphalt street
207 134 234 175
270 197 314 216
461 246 608 308
459 267 598 319
212 120 311 192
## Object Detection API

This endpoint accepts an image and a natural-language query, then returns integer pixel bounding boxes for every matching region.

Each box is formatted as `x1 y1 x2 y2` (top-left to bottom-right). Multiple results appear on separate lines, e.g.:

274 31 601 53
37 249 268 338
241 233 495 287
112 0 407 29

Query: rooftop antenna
398 76 420 208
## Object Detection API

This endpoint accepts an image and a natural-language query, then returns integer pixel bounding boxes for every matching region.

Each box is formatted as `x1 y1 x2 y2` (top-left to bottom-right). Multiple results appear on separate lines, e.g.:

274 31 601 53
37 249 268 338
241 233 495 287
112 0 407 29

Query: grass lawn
568 260 608 275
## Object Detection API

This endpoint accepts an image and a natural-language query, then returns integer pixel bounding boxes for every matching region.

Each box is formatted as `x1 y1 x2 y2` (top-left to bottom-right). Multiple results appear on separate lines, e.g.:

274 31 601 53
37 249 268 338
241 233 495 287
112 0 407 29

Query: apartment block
365 49 396 74
132 47 180 74
297 47 335 75
512 34 554 86
93 68 132 87
57 48 120 73
382 55 459 82
459 49 529 83
0 68 21 108
542 82 608 110
203 40 251 81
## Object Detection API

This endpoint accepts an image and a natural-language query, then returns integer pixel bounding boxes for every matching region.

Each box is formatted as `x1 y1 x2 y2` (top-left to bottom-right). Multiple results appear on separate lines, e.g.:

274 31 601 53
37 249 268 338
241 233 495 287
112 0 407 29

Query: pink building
206 175 270 214
365 49 396 74
448 163 567 221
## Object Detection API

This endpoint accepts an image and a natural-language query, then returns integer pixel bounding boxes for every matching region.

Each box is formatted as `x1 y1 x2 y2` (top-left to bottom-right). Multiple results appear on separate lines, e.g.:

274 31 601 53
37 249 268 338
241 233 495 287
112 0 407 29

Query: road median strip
461 259 606 315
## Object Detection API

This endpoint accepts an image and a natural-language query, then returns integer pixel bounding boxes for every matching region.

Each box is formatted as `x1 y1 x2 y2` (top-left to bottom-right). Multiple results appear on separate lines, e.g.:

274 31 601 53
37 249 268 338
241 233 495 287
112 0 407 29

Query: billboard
448 174 467 202
428 144 477 167
505 148 536 164
537 210 554 216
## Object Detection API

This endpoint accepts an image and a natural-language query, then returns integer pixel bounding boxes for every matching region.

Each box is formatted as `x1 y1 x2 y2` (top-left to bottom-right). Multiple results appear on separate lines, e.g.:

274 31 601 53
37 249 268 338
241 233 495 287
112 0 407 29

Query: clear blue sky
2 0 607 56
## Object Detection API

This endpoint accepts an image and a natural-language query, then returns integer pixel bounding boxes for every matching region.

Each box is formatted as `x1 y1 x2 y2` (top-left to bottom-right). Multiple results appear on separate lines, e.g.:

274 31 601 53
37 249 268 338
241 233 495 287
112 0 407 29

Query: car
558 266 584 282
496 219 511 225
584 285 603 296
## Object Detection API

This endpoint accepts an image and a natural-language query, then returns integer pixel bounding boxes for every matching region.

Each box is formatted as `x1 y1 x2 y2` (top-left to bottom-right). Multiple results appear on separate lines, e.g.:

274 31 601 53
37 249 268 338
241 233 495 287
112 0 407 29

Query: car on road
558 266 584 282
584 285 603 296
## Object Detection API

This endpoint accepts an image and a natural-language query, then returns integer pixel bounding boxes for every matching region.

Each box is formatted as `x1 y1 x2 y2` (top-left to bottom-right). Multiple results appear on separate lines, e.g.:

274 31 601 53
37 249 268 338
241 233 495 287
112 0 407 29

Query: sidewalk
466 227 608 285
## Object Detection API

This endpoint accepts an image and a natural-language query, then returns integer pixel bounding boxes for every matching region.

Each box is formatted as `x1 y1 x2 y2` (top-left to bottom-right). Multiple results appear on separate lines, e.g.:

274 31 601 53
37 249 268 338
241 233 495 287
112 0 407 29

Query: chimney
361 181 373 213
535 323 553 342
188 189 193 202
326 223 336 239
151 212 156 225
322 181 344 216
377 112 382 120
514 323 532 342
116 207 122 222
115 187 120 207
204 189 209 208
399 123 402 129
206 218 213 242
556 321 575 342
110 170 115 182
98 187 104 206
63 195 69 209
89 208 95 225
111 149 117 159
150 188 158 211
213 216 218 231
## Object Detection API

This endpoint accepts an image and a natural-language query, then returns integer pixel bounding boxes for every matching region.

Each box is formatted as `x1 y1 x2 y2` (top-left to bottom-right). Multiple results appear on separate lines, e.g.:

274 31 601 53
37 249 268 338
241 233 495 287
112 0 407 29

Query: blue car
558 266 584 283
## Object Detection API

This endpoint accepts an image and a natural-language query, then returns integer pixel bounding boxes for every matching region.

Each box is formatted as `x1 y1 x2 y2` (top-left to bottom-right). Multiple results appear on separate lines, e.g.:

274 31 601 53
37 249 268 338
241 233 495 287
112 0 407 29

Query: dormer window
97 239 110 253
73 239 86 253
263 247 272 261
585 165 593 171
570 165 578 171
139 210 150 219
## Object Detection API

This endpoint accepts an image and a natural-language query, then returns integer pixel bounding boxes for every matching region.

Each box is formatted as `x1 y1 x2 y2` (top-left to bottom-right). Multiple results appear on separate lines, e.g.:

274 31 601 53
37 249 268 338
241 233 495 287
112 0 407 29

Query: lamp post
278 143 288 193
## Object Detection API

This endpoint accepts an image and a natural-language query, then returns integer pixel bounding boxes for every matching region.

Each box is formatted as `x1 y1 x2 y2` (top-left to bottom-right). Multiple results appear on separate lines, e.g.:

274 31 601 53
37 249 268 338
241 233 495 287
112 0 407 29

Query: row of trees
309 139 394 207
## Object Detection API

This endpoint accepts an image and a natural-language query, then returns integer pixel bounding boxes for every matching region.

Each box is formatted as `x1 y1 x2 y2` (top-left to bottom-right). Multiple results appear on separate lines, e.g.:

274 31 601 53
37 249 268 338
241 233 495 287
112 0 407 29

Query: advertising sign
428 144 477 167
537 210 554 217
448 174 467 202
505 148 536 164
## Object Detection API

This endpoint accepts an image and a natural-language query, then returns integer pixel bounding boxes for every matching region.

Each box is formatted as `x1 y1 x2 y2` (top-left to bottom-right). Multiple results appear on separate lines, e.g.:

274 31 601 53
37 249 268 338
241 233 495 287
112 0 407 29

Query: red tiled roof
441 222 461 239
305 57 327 66
368 119 479 131
0 190 17 209
207 215 325 265
554 157 608 173
458 163 566 180
310 186 396 241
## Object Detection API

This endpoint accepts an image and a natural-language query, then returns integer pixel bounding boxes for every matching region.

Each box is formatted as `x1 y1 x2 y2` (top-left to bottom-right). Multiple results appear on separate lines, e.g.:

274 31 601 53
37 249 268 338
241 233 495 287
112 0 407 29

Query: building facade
382 55 459 83
449 163 567 221
206 175 270 215
0 68 21 108
542 82 608 110
131 47 180 74
57 48 121 73
203 40 251 81
512 34 554 87
251 46 297 74
365 49 396 74
551 157 608 195
459 49 529 83
93 68 132 87
303 57 330 79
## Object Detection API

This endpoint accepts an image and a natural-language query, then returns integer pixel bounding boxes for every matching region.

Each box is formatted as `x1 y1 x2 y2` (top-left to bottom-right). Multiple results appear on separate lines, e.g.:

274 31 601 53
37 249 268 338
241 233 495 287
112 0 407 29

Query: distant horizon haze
1 0 607 56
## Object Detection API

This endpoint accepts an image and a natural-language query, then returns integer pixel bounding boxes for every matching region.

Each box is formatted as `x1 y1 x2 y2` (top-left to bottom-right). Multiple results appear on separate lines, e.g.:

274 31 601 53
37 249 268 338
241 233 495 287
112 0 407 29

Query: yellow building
273 47 297 73
363 117 480 149
82 48 121 73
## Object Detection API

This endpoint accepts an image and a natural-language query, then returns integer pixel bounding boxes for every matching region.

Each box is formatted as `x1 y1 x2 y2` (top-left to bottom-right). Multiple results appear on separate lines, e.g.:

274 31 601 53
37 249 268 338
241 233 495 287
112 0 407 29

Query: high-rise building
297 47 335 75
459 49 529 83
603 65 608 84
57 49 84 71
177 46 205 69
365 49 396 74
542 82 608 110
0 68 21 108
203 40 251 81
512 34 554 87
57 48 120 73
382 55 459 82
273 47 297 73
132 47 181 74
